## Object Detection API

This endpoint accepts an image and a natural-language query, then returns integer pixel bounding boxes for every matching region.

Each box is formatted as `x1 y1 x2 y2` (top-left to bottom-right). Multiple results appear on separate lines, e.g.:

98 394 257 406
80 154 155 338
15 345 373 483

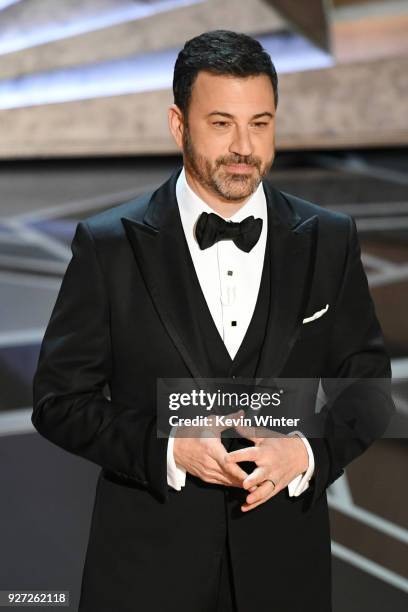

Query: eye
251 122 268 128
213 121 230 128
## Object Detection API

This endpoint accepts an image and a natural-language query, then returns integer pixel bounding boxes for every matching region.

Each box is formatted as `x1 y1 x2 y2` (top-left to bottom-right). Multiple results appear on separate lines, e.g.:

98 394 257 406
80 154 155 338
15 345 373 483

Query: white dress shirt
167 166 314 496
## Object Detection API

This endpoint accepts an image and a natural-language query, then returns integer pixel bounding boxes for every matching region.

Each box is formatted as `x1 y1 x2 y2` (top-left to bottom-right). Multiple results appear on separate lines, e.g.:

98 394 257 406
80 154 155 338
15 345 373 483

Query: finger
226 464 248 486
233 423 258 442
241 481 275 511
234 424 270 441
225 458 248 477
242 466 267 490
227 476 249 488
199 460 235 486
221 456 248 484
225 447 259 464
241 494 273 512
211 443 248 485
245 479 275 505
207 465 247 487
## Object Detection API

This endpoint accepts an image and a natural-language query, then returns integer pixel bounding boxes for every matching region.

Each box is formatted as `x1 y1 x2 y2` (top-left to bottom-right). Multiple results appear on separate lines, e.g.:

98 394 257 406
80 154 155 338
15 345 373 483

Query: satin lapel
256 187 318 383
121 166 210 380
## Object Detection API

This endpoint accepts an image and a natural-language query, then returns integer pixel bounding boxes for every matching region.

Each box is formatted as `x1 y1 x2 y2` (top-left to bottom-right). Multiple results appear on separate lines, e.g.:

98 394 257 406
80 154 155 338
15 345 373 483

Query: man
32 30 394 612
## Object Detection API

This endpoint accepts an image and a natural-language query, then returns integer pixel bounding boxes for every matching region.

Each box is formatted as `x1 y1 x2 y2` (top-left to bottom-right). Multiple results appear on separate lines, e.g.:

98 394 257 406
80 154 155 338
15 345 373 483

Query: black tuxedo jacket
32 166 394 612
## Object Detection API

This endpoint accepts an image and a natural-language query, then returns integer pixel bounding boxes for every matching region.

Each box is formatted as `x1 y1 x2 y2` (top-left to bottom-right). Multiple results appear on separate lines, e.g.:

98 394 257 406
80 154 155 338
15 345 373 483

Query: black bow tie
195 212 263 253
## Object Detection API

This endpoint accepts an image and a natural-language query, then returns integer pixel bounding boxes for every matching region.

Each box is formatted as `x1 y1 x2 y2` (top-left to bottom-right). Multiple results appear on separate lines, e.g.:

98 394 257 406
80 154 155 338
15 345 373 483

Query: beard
182 122 274 202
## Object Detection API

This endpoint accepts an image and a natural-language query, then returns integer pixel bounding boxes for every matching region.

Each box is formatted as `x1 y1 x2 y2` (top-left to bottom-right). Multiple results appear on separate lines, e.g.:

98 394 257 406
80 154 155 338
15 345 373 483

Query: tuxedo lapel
256 185 318 382
121 166 211 380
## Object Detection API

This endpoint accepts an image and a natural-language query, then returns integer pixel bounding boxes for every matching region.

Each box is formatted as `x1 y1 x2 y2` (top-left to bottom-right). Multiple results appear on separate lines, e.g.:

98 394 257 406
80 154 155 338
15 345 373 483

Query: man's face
181 71 276 202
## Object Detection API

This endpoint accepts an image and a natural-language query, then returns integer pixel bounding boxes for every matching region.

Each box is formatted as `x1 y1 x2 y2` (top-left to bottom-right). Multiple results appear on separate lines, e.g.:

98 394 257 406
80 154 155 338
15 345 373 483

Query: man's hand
173 410 249 487
225 426 309 511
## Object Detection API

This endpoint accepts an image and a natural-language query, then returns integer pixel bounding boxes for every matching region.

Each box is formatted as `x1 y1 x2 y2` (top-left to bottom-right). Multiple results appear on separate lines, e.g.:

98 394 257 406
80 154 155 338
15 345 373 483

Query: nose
228 126 253 159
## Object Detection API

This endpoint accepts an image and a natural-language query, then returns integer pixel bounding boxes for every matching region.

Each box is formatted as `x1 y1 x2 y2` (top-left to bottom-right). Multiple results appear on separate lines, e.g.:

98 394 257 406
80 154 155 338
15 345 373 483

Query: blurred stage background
0 0 407 610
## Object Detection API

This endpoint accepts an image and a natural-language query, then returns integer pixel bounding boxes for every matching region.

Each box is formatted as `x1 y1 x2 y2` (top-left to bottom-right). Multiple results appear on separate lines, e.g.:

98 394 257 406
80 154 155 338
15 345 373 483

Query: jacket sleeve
32 220 168 501
306 216 395 507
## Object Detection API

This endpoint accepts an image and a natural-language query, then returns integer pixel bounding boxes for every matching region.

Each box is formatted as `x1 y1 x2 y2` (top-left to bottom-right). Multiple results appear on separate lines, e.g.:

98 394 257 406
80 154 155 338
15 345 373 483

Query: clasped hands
173 409 309 512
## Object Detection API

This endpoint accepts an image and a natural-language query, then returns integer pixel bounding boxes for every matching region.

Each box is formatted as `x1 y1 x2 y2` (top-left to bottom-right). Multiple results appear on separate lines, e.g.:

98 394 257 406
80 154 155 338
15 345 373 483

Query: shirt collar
176 165 267 243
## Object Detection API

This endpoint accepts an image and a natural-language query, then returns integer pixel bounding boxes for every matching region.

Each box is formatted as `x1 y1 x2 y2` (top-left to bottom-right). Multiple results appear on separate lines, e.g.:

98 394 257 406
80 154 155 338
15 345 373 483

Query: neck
184 167 253 219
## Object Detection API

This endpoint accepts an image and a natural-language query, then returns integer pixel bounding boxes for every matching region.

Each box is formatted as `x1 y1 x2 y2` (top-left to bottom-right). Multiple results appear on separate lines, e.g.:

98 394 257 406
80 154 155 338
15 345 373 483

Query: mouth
224 163 255 174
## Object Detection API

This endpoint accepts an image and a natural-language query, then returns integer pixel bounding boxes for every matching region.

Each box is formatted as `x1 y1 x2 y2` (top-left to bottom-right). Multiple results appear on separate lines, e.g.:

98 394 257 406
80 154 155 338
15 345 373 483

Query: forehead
189 71 275 114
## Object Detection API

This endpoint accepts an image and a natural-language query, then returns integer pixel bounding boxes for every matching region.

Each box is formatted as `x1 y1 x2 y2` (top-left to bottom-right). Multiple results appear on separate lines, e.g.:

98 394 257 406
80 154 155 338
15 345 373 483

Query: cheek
259 131 275 150
258 142 275 166
201 147 229 169
189 128 223 158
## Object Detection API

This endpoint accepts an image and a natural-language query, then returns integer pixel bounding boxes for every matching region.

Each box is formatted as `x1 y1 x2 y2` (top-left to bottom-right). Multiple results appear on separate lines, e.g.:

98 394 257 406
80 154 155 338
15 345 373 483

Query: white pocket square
302 304 329 324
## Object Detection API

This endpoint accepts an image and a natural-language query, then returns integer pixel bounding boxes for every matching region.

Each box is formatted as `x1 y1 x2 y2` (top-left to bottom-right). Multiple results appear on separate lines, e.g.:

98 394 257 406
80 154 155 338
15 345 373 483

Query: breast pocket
299 307 333 339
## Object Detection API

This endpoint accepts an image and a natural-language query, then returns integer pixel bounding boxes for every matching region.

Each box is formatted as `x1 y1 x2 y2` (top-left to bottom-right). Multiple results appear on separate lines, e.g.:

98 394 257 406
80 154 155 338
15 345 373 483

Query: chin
228 178 257 194
223 188 254 202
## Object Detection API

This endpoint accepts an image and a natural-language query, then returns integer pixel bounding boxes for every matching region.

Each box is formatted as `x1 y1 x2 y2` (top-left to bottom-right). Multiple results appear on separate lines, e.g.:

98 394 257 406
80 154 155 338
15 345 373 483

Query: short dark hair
173 30 278 118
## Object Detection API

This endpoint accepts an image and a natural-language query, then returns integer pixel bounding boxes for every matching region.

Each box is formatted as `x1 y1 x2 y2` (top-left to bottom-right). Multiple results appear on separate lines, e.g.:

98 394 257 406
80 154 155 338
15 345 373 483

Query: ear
168 104 185 150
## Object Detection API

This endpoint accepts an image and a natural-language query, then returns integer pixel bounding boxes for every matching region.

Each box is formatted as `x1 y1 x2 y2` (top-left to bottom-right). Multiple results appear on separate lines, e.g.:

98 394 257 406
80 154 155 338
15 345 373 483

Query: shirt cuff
167 427 187 491
286 431 315 497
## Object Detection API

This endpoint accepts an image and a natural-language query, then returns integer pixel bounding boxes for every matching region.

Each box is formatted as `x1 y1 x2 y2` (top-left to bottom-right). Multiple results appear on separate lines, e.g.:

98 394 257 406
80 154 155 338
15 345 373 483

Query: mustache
218 158 260 168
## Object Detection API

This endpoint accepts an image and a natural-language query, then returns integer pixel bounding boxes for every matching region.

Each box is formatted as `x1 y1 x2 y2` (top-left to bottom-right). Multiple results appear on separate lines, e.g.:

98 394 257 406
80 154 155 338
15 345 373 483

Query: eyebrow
207 111 274 120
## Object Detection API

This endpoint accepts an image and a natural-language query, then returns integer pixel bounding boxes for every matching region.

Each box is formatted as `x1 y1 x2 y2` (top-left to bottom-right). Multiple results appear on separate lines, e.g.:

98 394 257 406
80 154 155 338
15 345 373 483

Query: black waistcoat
184 217 271 381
